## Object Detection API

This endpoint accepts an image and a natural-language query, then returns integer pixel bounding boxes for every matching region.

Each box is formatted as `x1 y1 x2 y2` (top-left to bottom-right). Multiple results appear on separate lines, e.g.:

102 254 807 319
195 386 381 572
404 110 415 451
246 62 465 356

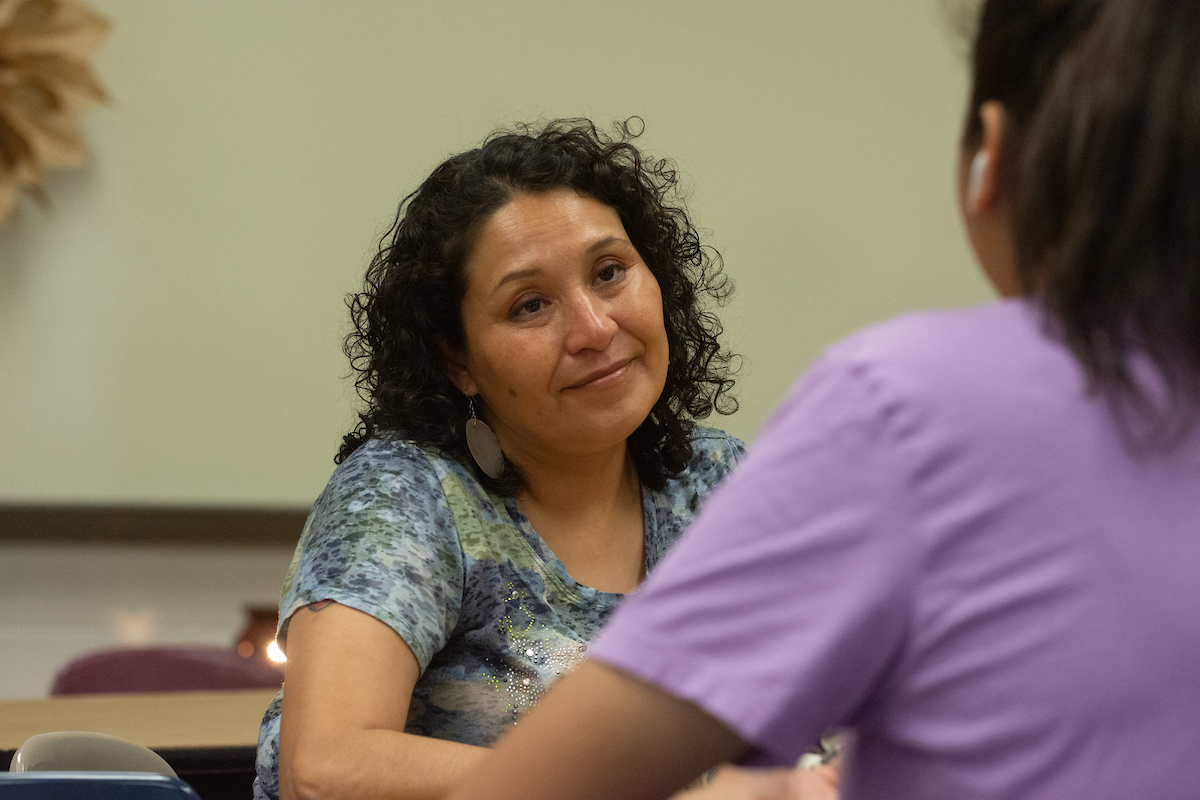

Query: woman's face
447 188 669 467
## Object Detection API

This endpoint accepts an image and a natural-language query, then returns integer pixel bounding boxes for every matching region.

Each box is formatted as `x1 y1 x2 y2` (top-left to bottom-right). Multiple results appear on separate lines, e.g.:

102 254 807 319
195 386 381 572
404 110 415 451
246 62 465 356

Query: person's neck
513 441 639 523
507 440 646 593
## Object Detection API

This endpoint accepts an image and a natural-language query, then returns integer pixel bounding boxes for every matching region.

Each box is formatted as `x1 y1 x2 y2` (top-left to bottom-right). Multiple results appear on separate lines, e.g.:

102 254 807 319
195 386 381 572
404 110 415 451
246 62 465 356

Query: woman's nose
563 293 618 353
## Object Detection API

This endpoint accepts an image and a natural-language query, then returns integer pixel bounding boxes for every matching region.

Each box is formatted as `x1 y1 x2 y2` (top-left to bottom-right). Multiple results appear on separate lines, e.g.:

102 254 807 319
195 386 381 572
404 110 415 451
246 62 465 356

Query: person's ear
966 150 990 211
966 100 1008 215
439 340 478 397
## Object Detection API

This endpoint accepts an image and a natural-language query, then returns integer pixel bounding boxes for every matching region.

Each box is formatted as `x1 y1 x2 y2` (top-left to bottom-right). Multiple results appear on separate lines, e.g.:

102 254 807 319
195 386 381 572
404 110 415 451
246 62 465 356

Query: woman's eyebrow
492 236 629 292
494 267 541 291
585 235 628 254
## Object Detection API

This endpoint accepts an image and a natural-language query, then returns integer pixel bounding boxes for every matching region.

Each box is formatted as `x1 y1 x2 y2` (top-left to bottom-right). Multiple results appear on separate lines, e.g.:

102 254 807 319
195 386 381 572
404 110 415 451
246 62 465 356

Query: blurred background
0 0 989 698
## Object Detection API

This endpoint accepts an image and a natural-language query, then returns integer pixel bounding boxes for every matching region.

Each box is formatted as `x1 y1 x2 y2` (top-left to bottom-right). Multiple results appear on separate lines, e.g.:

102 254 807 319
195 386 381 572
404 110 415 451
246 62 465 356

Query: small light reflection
266 640 287 663
112 609 158 646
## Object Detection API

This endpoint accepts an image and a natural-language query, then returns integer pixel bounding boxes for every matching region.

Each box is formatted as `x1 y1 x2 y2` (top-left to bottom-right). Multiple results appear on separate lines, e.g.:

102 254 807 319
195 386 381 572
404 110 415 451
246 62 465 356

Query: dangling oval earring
465 396 504 479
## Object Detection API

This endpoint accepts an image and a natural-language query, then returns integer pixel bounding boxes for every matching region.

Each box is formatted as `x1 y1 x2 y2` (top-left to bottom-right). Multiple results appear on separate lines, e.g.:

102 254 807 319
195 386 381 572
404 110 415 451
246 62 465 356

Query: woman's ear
960 100 1023 298
967 150 990 211
966 101 1008 215
439 340 478 397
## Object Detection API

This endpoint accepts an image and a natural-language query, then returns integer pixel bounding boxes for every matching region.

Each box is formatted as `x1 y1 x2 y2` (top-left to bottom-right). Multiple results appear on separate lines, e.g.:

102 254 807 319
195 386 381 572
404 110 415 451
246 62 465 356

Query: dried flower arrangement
0 0 108 223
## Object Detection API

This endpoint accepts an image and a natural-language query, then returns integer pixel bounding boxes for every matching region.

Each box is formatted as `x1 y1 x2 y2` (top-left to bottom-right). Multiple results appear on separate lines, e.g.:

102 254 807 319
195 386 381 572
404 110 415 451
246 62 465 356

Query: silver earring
465 397 504 479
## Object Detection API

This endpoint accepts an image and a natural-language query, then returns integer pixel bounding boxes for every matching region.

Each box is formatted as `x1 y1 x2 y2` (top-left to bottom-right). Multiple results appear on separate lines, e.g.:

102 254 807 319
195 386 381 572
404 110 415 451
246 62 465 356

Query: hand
670 763 839 800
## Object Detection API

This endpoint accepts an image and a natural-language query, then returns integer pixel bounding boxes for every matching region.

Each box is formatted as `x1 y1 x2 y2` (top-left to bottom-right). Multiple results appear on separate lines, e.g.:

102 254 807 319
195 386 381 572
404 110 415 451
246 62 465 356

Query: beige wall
0 1 991 508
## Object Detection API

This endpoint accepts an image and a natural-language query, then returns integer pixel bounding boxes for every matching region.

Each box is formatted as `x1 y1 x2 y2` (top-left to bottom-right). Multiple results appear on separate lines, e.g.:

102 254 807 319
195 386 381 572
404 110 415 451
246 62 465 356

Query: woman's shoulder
333 435 449 479
641 426 744 565
281 437 470 669
808 299 1085 421
825 299 1062 386
652 425 745 513
301 438 469 550
305 437 508 555
685 425 746 474
322 436 479 504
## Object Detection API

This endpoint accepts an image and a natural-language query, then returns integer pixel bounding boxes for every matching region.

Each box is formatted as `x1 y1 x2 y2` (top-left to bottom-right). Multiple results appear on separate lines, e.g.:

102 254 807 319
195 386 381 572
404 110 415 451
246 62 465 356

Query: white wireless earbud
967 150 989 212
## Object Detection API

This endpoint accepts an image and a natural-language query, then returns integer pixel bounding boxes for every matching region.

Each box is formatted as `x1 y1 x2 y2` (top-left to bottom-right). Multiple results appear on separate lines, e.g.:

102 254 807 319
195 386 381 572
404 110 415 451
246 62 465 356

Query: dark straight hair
967 0 1200 441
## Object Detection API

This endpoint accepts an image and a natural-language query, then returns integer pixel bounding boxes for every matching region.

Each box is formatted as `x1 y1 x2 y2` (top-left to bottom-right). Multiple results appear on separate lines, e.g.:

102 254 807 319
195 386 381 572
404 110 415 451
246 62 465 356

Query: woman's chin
536 409 655 460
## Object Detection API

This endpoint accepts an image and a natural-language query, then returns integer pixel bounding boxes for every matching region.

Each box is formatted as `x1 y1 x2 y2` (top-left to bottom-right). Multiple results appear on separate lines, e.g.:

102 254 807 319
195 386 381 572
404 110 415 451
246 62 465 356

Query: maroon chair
50 647 284 695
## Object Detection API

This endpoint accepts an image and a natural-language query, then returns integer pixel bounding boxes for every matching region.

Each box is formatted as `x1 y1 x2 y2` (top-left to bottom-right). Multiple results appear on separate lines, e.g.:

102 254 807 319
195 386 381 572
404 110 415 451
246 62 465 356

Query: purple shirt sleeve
591 347 922 765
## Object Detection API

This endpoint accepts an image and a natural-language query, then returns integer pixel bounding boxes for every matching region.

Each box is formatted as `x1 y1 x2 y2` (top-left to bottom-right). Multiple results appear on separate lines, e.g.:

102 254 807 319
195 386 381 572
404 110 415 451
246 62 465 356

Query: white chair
8 731 177 777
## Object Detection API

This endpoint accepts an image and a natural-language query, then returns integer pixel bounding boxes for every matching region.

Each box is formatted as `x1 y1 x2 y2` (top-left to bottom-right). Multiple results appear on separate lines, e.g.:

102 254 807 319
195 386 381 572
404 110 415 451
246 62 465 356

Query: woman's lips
567 358 634 390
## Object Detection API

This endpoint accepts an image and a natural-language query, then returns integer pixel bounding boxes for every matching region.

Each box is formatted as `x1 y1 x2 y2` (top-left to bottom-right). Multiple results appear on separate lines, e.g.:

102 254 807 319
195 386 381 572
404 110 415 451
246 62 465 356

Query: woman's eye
597 263 624 283
513 297 543 317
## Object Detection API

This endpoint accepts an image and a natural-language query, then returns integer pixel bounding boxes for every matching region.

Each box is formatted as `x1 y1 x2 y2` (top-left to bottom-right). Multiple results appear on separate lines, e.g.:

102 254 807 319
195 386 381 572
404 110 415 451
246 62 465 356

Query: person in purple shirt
445 1 1200 799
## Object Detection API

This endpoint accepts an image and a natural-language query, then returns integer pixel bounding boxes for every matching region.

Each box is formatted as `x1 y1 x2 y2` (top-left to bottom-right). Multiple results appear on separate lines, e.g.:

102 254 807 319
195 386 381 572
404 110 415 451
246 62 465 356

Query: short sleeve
690 428 748 477
643 427 746 568
591 347 923 765
278 440 465 673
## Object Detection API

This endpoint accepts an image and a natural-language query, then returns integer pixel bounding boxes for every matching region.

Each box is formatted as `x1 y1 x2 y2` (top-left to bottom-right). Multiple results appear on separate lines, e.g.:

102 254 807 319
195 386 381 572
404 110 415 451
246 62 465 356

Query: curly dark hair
966 0 1200 441
338 118 737 493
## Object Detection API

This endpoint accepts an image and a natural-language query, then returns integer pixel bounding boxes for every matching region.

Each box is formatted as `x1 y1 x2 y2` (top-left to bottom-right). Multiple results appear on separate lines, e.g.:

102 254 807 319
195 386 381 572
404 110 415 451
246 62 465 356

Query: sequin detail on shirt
486 581 591 723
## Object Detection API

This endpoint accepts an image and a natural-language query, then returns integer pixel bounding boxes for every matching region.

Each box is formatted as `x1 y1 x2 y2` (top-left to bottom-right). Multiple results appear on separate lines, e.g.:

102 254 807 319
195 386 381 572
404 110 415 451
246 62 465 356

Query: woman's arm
278 602 487 800
446 660 747 800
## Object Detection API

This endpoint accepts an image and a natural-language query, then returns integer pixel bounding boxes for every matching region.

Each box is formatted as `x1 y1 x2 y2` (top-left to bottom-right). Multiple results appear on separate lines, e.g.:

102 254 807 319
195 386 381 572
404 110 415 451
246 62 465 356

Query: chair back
9 732 176 777
0 771 200 799
51 646 284 695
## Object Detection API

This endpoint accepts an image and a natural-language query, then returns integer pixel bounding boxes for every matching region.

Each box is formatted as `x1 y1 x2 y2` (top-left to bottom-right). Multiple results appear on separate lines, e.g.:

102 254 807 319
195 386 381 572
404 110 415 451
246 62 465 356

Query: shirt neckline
499 484 659 599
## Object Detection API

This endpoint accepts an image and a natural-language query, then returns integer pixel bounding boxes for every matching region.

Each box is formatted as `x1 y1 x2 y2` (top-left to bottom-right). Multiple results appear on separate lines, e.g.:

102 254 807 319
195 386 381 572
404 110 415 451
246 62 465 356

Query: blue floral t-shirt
254 427 744 799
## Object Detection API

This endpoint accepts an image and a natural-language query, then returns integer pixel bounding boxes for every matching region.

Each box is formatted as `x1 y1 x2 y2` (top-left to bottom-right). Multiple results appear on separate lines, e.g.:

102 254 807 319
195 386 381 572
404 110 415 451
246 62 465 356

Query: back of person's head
966 0 1200 439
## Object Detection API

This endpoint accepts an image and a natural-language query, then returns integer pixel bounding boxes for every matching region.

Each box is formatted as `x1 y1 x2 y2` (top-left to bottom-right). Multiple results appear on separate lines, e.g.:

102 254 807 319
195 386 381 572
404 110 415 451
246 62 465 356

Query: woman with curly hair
253 119 741 800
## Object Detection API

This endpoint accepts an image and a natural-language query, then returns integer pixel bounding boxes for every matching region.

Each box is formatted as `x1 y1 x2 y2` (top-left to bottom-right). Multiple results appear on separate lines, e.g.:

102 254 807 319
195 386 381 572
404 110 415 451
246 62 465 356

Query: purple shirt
592 300 1200 799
